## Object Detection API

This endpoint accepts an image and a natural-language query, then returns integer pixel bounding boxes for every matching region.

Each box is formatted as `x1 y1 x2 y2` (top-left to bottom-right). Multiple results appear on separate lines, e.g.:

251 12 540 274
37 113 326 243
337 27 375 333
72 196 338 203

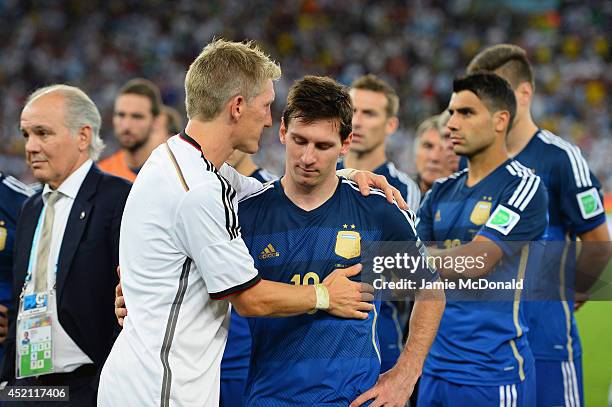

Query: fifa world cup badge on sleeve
335 230 361 259
485 205 521 235
16 293 54 378
577 188 604 219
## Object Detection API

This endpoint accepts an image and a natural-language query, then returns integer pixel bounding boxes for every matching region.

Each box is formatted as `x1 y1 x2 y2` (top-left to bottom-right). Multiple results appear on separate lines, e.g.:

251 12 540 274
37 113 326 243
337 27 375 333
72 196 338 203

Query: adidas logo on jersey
259 244 280 260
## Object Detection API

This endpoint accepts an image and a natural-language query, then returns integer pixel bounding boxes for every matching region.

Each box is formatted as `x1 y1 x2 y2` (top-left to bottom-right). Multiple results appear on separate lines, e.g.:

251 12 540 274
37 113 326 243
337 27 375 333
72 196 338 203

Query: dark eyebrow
448 106 476 115
458 107 476 114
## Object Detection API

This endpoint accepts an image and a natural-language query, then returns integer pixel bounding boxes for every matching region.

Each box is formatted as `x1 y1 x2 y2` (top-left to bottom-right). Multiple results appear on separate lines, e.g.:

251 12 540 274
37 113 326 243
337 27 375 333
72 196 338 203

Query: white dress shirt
26 159 94 372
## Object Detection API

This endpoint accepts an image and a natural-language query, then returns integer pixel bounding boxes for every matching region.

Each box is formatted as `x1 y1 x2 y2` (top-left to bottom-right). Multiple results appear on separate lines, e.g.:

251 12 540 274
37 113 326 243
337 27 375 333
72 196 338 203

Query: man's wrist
394 353 423 383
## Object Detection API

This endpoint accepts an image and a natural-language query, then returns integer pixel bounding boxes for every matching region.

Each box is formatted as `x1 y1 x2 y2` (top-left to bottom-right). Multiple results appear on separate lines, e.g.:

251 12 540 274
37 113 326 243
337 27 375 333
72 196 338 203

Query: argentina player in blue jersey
416 73 548 406
467 44 611 407
221 150 277 406
337 74 422 376
238 76 444 406
0 172 35 358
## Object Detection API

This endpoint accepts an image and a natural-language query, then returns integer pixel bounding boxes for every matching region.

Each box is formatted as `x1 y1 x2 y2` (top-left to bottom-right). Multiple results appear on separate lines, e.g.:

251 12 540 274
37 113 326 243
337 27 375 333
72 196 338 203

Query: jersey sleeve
555 152 606 234
406 179 421 214
174 178 260 299
477 174 548 255
382 201 438 283
416 188 436 243
220 163 263 201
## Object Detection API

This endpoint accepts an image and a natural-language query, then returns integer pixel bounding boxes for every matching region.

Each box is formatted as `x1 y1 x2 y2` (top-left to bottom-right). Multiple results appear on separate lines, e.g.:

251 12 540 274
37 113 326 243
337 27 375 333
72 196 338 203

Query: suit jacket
1 165 131 382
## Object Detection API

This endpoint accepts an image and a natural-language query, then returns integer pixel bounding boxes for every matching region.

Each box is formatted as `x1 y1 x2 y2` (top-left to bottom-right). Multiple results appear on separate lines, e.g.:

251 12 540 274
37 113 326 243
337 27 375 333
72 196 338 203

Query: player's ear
494 110 511 134
340 132 353 156
229 95 246 122
385 116 399 135
515 82 533 107
279 117 287 144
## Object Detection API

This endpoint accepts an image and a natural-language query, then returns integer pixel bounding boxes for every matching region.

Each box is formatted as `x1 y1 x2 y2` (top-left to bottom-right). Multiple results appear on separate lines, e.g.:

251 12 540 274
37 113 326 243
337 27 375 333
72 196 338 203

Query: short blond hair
185 39 281 120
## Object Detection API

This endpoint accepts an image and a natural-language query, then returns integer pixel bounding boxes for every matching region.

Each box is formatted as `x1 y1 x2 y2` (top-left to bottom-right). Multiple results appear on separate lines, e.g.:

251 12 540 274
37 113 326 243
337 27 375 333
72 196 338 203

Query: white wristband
314 284 330 310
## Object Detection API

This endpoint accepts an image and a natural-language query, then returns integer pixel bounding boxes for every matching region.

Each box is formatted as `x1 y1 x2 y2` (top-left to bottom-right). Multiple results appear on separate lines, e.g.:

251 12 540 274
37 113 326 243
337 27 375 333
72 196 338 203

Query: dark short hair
162 105 183 136
467 44 534 91
282 75 352 142
351 74 399 118
453 73 517 131
118 78 163 116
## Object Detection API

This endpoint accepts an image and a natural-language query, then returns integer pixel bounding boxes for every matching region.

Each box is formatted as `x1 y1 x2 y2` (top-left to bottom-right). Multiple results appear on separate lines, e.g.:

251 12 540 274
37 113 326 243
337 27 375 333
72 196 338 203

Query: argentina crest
469 200 492 225
335 227 361 259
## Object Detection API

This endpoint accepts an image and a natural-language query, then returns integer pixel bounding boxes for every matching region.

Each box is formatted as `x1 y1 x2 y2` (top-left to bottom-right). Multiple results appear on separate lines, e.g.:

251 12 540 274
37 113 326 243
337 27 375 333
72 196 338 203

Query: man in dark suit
0 85 131 406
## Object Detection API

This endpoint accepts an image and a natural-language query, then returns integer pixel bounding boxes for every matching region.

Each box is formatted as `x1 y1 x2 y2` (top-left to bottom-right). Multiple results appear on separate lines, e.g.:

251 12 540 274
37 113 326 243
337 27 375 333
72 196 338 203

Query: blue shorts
534 358 583 407
220 377 247 407
417 372 535 407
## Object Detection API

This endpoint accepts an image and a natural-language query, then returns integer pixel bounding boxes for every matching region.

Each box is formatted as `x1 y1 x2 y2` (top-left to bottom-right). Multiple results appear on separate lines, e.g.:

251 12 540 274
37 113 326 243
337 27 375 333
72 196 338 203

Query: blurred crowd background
0 0 609 190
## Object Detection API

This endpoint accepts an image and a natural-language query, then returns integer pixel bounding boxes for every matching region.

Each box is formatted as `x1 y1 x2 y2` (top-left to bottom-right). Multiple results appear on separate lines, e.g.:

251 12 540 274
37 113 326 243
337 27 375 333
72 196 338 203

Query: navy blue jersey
239 178 436 406
0 173 33 284
417 159 548 385
221 168 277 382
338 160 421 371
514 130 606 361
250 167 276 183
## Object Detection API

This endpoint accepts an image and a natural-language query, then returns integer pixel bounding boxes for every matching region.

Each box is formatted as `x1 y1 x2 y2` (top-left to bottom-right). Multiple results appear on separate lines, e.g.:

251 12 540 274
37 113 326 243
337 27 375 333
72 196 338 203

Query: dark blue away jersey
515 130 606 361
221 167 277 381
337 160 421 372
0 173 33 284
238 177 436 406
459 131 607 361
417 159 548 385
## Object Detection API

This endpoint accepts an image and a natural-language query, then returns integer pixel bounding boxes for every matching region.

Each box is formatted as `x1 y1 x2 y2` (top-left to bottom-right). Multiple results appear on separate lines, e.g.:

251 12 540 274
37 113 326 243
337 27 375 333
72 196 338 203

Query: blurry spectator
0 85 130 405
413 111 459 194
98 78 163 182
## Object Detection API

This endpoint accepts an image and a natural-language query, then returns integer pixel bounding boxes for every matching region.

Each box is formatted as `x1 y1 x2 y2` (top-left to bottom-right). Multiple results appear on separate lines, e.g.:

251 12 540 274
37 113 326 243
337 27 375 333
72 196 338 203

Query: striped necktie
33 191 62 293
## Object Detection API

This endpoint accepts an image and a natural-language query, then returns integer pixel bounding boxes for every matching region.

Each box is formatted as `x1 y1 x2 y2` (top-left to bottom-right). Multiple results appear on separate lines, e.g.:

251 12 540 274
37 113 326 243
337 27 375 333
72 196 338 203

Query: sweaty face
234 80 274 154
350 89 390 154
281 118 350 189
446 91 497 158
113 94 156 152
21 93 88 189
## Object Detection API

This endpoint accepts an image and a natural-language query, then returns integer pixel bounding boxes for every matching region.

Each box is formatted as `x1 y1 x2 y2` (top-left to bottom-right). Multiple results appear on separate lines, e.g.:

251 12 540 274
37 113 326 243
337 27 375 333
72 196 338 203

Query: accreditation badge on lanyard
16 204 54 378
16 293 54 378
